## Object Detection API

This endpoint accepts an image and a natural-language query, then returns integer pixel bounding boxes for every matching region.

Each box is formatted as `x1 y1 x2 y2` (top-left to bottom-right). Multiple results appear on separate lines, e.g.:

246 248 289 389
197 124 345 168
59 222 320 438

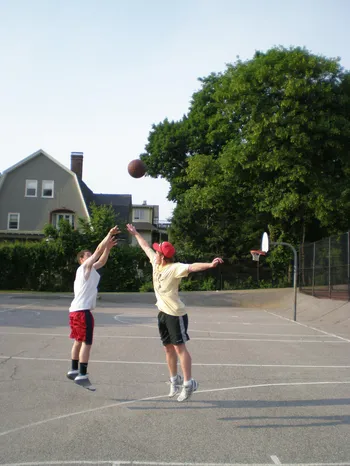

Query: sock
170 375 178 383
184 379 192 386
79 362 88 376
71 359 79 371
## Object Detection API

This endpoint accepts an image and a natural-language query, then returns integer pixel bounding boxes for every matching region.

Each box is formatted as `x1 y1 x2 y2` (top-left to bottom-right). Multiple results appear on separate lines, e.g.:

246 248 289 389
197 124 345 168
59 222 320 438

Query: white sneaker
74 374 96 391
168 374 183 397
177 379 198 402
66 370 79 380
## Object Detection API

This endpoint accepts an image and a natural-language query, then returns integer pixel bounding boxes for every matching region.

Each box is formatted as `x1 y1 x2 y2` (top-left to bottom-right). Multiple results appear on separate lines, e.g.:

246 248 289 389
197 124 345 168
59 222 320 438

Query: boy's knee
174 343 187 355
164 344 176 354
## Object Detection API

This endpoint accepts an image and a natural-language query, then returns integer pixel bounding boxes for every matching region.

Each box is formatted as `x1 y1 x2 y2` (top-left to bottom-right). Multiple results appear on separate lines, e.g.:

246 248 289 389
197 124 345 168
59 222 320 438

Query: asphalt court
0 292 349 466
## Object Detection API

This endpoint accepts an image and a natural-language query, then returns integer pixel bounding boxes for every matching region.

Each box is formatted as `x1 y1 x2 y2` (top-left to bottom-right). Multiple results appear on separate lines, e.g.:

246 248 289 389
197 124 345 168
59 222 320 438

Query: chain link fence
299 232 350 300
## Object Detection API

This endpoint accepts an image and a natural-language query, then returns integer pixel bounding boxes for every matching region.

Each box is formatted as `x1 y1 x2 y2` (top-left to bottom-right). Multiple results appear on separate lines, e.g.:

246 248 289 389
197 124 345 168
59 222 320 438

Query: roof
133 203 154 208
77 178 96 208
94 194 132 206
76 181 132 222
2 149 73 176
133 221 157 231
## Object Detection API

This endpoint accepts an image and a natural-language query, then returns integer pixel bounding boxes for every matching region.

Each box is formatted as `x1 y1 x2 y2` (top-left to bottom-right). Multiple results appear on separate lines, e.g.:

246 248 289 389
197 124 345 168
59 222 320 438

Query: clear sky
1 0 349 221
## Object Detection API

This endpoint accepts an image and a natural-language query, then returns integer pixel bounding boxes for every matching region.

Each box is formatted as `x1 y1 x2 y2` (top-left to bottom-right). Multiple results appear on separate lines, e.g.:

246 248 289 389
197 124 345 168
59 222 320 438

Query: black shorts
158 311 190 346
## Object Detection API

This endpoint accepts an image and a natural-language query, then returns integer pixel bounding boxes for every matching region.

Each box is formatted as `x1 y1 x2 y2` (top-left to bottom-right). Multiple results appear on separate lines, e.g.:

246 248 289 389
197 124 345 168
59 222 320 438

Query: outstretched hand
126 223 137 235
109 225 121 236
106 236 118 250
211 257 224 268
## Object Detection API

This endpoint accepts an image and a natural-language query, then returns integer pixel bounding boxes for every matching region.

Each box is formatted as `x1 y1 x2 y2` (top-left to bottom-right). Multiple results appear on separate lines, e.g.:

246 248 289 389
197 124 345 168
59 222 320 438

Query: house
131 201 169 246
0 149 132 241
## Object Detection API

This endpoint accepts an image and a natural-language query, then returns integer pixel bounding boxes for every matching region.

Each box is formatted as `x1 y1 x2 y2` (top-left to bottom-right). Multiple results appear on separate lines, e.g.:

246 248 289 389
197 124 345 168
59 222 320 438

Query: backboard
261 232 269 253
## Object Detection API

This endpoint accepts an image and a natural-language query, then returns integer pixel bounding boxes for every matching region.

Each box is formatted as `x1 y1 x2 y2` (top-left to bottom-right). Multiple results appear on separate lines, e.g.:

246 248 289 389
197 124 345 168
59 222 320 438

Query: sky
1 0 350 221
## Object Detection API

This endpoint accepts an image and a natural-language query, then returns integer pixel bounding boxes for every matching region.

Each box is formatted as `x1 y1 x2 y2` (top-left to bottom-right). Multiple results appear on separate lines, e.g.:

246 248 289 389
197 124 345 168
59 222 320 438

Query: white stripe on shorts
179 316 188 343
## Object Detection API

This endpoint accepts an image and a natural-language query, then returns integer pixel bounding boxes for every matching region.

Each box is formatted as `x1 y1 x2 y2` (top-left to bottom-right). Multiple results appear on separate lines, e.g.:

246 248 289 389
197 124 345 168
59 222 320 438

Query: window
25 180 37 197
133 209 145 220
42 180 54 198
53 213 75 229
8 213 20 230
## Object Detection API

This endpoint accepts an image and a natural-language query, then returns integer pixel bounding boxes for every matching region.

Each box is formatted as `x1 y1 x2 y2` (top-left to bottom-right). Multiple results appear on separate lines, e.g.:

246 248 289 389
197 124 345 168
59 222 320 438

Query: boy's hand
106 237 118 250
211 257 224 268
109 225 121 236
126 224 137 235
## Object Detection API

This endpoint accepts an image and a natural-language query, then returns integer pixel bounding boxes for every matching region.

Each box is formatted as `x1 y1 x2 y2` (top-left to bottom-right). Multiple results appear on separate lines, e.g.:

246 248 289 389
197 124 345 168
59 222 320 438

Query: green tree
78 202 118 246
141 47 350 260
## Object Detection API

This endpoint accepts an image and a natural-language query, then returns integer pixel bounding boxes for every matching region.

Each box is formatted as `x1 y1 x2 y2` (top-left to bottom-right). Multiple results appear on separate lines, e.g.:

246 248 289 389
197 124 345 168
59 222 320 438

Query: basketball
127 159 147 178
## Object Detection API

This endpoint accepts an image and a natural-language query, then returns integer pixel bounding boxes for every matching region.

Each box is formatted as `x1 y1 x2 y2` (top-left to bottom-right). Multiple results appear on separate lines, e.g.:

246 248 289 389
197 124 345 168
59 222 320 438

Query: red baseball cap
152 241 176 258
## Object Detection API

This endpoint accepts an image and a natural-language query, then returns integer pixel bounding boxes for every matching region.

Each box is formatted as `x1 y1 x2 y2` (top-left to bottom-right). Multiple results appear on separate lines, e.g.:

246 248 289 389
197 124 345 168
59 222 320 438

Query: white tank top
69 263 101 312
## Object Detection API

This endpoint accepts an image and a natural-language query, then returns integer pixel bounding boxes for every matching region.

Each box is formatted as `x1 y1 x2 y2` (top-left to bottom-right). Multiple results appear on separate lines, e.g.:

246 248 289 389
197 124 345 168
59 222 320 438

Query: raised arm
84 225 121 270
93 235 118 270
188 257 224 273
126 223 151 254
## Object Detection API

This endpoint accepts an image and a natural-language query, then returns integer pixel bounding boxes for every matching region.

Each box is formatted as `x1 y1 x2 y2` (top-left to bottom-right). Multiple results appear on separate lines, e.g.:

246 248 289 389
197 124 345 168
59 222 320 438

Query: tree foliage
141 47 350 261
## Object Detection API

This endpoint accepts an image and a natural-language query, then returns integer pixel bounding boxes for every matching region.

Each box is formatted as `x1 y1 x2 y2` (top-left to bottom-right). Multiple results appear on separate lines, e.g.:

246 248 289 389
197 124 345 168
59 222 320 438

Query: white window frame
133 209 145 221
7 213 20 230
42 180 54 198
53 213 75 229
25 179 38 197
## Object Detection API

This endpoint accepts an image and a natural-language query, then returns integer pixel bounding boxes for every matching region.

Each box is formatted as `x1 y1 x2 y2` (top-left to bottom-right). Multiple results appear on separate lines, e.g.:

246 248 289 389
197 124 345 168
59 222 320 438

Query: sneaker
66 370 79 380
168 374 183 398
74 374 96 391
177 379 198 402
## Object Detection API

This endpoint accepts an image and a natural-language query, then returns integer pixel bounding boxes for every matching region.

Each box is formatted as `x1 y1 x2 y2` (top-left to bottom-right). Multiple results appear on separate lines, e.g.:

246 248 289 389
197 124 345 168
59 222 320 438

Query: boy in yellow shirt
126 224 223 402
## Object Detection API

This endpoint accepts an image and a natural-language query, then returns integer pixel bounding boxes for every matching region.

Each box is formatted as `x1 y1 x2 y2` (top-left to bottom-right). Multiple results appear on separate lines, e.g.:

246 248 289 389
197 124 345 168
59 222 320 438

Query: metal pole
271 241 298 321
312 242 316 297
329 236 331 299
348 231 350 301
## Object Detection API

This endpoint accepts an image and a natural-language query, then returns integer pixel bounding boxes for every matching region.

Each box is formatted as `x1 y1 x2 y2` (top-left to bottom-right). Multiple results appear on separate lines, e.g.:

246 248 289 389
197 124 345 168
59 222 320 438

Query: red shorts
69 310 94 345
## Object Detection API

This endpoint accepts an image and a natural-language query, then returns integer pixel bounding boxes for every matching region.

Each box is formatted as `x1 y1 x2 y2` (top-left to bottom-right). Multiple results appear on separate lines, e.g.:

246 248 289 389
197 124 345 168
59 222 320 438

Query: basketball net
250 250 266 262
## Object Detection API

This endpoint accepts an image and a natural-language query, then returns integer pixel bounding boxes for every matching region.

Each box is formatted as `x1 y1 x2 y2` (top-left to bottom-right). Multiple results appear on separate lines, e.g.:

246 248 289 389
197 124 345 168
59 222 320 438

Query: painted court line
2 462 350 466
185 329 336 337
0 302 41 314
271 456 282 465
113 314 295 328
265 311 350 343
0 380 349 438
0 332 343 344
1 355 350 368
0 330 339 338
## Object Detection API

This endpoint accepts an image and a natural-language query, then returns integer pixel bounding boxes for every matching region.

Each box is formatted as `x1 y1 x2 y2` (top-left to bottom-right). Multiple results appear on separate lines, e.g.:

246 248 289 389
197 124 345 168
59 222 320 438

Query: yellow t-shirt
146 248 190 316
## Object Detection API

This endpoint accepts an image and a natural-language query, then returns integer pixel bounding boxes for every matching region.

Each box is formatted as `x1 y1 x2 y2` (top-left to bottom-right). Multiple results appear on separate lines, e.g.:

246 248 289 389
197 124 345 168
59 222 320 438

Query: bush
179 279 200 291
199 276 217 291
139 281 154 292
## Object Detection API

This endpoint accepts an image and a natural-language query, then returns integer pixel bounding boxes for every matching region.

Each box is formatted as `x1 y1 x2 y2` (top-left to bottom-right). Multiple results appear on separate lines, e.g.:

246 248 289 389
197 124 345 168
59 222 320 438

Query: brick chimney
70 152 83 179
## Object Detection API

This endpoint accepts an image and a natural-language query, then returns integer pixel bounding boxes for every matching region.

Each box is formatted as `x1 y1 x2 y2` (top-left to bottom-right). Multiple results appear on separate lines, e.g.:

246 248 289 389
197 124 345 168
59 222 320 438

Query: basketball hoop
250 250 266 262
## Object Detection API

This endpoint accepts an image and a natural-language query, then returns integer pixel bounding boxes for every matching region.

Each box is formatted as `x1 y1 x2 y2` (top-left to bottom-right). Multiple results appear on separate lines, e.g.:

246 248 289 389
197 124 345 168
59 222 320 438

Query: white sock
184 379 192 386
170 375 178 383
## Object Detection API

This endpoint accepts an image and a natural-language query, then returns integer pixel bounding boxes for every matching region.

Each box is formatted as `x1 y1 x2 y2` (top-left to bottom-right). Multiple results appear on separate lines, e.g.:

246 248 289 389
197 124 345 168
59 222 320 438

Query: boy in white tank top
67 225 120 390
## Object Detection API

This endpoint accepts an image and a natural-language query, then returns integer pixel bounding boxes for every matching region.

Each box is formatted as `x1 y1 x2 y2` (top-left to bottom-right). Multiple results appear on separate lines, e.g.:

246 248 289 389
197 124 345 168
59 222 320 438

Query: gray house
131 201 169 245
0 149 132 241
